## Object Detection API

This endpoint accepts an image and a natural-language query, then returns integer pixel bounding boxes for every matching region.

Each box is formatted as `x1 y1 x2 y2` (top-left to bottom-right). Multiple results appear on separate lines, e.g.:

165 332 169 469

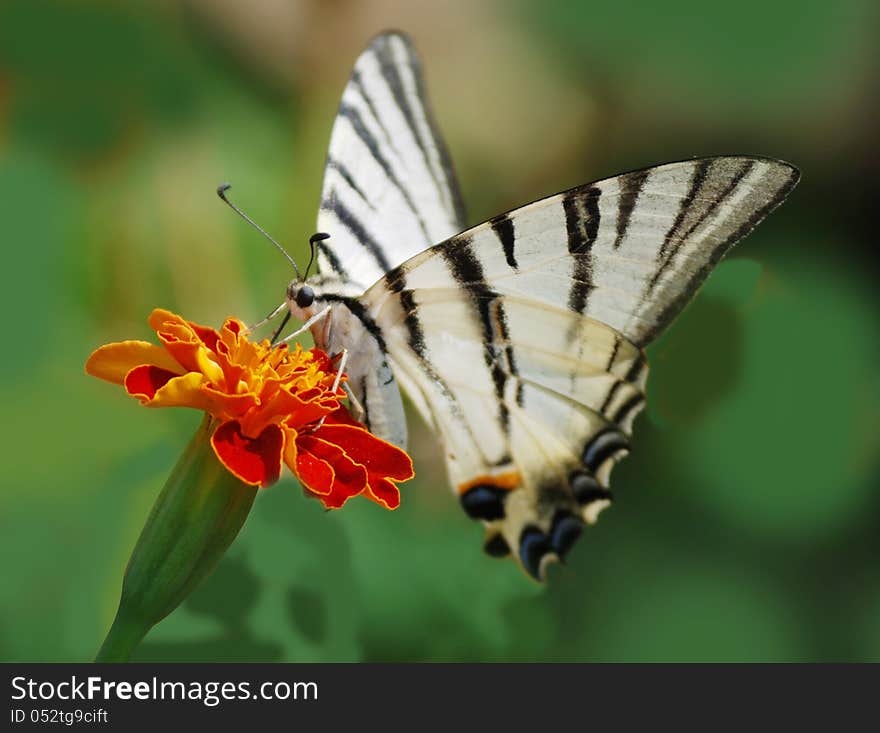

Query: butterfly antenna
216 183 301 278
305 232 330 280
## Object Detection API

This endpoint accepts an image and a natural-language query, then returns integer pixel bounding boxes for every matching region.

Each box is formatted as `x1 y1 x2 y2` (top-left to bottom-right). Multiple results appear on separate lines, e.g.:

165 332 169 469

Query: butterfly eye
295 285 315 308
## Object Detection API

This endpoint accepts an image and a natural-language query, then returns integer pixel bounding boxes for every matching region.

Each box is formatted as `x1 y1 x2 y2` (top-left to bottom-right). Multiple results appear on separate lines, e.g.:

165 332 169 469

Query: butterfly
264 31 799 580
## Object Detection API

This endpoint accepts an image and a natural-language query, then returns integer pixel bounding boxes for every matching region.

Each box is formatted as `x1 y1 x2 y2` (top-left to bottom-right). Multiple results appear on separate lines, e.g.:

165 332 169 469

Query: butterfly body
294 285 409 450
289 31 799 580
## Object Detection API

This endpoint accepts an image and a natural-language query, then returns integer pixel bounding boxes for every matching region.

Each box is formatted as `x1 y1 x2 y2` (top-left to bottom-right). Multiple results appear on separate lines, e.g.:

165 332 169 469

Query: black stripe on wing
381 33 467 225
647 158 756 293
326 157 375 211
350 69 397 151
563 187 600 317
491 213 518 270
644 161 800 342
612 169 651 249
441 236 518 432
318 292 389 352
323 194 393 273
372 38 447 207
657 158 712 261
382 270 483 447
315 239 349 280
336 102 433 242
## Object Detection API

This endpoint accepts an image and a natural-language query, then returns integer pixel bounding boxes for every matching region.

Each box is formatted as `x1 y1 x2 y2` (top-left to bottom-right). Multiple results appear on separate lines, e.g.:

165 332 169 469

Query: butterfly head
286 281 315 310
284 231 330 316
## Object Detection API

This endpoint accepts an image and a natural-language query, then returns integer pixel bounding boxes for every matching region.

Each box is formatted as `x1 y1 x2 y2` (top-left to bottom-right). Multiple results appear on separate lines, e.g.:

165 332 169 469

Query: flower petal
282 425 299 472
294 451 334 497
148 308 220 351
86 341 183 385
312 413 413 510
272 386 340 430
315 422 415 482
211 420 284 488
84 308 411 502
149 309 224 382
198 384 259 420
365 477 401 510
295 434 368 509
124 365 183 403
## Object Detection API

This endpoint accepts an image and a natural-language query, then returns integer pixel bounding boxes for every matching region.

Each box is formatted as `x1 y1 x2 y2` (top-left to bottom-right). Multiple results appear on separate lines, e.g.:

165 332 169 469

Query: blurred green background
1 0 878 662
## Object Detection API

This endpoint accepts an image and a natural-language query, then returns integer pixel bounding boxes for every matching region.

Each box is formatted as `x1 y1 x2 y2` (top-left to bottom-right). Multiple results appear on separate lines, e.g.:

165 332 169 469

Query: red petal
124 365 180 401
366 477 401 510
221 318 245 338
296 434 368 509
211 420 284 488
322 406 360 428
190 322 220 352
308 348 335 371
315 423 414 481
295 450 334 497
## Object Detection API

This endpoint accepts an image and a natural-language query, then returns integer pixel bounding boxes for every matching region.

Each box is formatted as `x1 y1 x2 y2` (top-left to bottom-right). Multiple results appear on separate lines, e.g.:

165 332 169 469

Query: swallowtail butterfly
278 32 799 580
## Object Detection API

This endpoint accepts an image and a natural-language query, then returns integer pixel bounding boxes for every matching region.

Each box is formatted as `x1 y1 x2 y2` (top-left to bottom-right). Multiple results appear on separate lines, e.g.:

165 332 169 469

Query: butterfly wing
359 156 799 579
307 32 466 449
315 31 465 294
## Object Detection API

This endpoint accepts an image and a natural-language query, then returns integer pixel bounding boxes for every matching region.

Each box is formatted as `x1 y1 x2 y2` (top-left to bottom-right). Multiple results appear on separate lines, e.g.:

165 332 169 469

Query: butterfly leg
329 347 348 395
342 382 365 421
269 311 292 345
311 348 361 430
278 305 332 345
247 302 286 333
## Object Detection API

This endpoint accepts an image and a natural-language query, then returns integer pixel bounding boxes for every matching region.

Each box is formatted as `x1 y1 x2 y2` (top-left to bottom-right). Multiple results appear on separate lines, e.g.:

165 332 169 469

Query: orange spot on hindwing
457 470 521 495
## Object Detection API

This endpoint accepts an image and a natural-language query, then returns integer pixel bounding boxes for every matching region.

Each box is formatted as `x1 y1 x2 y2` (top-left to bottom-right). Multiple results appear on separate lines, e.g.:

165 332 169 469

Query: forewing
315 31 465 293
386 156 799 346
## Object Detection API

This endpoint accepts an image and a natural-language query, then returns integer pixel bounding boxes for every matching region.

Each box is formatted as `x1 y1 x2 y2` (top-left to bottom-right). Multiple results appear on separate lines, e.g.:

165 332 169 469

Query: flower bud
95 416 256 661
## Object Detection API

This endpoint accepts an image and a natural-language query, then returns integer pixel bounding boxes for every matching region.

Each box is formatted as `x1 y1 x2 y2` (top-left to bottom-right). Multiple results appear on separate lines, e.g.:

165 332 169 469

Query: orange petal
86 341 183 385
135 370 214 409
282 425 299 472
150 310 224 382
211 420 284 488
199 384 259 420
124 365 183 403
220 317 247 342
160 333 224 384
148 309 220 351
147 308 188 331
268 386 340 429
213 341 248 394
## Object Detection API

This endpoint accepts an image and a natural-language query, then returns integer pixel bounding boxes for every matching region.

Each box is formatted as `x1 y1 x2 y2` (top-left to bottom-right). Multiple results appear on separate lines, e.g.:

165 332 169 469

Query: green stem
95 415 258 662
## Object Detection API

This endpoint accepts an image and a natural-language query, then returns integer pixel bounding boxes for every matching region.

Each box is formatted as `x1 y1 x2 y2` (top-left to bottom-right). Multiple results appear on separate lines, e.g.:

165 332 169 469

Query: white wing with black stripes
301 30 799 582
314 31 465 294
305 31 465 451
352 156 799 579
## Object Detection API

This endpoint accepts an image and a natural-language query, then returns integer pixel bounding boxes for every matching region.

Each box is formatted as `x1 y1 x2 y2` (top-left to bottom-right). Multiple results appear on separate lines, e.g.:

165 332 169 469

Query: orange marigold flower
86 308 413 508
